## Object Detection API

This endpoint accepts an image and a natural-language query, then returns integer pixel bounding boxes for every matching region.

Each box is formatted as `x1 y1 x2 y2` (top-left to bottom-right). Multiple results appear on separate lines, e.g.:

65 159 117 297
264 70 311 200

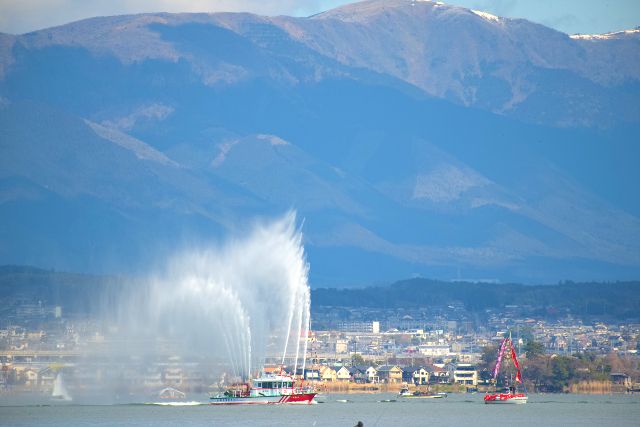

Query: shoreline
312 381 635 395
1 382 634 397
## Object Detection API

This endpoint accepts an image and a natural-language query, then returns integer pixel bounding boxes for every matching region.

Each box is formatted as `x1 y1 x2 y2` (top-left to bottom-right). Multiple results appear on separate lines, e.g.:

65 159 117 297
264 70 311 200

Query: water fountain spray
129 211 311 381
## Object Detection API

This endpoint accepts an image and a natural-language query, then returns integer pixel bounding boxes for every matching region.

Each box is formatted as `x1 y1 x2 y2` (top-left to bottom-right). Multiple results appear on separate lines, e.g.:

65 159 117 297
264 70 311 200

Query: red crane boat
484 334 528 404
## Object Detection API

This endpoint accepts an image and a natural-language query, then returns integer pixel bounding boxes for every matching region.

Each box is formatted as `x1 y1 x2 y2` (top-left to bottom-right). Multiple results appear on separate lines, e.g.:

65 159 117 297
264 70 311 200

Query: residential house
611 373 632 387
302 368 321 381
319 366 337 382
365 366 379 384
336 366 351 381
377 365 403 384
349 366 369 384
402 366 430 385
429 366 450 384
453 364 478 386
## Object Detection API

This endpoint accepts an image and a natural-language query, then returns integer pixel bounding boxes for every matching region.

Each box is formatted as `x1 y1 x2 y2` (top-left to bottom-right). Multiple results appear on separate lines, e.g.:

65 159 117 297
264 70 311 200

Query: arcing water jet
123 211 311 381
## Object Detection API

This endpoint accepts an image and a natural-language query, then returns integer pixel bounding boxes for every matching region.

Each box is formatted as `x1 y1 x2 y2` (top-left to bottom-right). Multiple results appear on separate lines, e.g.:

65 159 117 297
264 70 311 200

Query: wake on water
144 402 205 406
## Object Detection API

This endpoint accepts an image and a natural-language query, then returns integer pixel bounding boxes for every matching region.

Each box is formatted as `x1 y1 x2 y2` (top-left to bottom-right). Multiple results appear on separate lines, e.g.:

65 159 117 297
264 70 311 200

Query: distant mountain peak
1 1 639 283
312 0 508 24
1 0 638 126
312 0 443 21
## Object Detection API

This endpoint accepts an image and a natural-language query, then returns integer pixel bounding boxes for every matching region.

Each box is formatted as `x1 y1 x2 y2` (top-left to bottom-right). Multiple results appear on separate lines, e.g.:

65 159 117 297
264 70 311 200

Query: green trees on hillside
313 279 640 321
503 349 639 392
524 340 545 358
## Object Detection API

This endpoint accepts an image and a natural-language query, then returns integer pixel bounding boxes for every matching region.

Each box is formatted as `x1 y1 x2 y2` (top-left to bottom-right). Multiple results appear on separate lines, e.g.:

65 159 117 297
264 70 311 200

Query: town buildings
1 297 639 395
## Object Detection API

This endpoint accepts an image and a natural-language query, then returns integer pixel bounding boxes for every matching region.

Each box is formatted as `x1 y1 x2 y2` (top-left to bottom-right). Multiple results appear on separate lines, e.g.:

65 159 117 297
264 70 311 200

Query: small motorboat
398 386 445 399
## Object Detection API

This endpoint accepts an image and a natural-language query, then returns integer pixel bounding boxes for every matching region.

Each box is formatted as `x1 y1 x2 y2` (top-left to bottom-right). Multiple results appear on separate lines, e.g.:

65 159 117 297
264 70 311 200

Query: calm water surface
1 393 639 426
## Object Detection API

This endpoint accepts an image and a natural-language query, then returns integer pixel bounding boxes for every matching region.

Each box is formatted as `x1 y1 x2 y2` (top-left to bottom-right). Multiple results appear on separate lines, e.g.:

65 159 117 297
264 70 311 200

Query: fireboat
209 373 316 405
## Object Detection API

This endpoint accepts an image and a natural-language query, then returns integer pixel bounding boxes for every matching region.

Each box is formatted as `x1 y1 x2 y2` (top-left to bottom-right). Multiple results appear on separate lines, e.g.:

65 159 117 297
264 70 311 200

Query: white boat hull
210 393 316 405
405 396 444 399
484 394 527 404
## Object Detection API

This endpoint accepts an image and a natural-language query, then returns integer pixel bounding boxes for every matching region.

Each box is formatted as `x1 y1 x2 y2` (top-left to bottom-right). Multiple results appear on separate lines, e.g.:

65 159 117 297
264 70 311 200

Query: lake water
1 393 639 426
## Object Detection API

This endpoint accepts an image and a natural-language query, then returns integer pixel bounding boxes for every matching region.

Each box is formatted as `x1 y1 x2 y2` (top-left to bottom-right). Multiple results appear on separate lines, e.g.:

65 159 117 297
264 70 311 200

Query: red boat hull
279 393 316 404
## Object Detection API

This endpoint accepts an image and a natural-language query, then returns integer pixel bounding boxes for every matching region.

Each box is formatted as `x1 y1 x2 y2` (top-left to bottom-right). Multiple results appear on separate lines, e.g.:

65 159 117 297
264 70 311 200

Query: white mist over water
120 211 311 381
51 371 72 401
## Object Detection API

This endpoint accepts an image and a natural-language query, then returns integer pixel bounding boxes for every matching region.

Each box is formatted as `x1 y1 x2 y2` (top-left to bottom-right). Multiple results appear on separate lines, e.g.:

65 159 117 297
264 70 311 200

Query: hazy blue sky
0 0 638 35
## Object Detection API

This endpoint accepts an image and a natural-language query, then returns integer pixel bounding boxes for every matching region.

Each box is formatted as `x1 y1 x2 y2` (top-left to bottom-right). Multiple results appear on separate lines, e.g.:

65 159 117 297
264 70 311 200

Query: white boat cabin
251 375 295 397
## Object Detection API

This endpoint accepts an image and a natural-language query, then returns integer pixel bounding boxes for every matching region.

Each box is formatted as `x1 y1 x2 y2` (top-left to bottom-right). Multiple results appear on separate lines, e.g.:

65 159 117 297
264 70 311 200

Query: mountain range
1 0 639 285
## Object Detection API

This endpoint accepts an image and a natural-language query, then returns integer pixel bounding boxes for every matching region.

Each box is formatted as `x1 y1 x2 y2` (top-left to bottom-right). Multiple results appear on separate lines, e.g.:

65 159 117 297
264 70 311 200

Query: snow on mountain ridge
570 28 640 40
471 10 502 23
1 0 638 128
